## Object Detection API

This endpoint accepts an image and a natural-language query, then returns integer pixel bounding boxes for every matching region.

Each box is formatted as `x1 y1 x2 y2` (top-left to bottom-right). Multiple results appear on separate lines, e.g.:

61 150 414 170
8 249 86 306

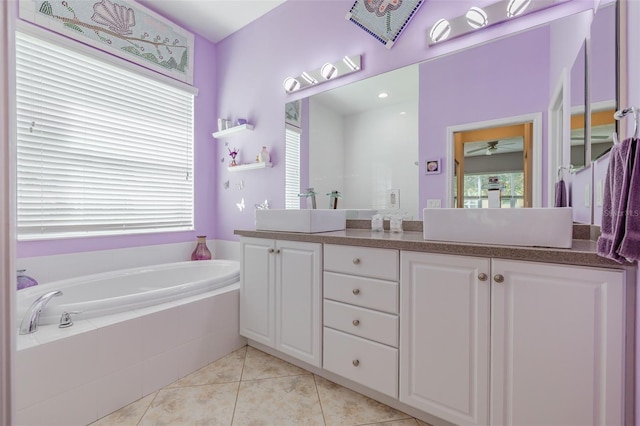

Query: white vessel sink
423 208 573 248
256 209 347 233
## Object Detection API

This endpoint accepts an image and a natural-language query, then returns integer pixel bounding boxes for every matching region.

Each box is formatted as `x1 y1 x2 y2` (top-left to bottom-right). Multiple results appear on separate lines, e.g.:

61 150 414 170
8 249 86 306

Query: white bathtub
16 259 240 326
15 259 246 425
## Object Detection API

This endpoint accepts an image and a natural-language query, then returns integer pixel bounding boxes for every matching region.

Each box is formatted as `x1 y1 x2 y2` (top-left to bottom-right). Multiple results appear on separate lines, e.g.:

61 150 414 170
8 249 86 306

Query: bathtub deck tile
87 309 143 329
141 308 179 359
95 363 144 419
142 350 180 395
32 319 97 345
175 296 218 345
168 346 246 388
95 318 143 376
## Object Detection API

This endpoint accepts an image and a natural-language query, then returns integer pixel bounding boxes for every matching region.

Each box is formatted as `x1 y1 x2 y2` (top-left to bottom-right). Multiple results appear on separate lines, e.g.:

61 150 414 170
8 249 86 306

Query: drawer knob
275 249 281 254
352 359 360 367
268 248 274 253
352 258 361 265
352 319 360 326
478 273 488 281
494 274 505 283
352 288 360 295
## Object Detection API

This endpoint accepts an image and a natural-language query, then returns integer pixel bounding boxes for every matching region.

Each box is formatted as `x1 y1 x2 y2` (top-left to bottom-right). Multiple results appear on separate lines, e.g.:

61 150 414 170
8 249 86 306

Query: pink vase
191 236 212 261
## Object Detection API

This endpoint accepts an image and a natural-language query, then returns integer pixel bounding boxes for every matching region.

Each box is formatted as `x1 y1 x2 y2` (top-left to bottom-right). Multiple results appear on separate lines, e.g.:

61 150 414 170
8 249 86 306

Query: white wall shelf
212 123 254 139
228 162 272 172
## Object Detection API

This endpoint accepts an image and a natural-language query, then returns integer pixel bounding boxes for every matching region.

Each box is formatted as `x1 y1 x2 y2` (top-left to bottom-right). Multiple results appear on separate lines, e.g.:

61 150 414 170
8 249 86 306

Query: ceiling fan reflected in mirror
466 140 518 156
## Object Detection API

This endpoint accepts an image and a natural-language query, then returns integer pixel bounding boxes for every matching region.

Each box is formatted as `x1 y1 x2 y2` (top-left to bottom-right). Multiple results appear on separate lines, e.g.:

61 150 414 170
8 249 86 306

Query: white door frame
548 70 569 207
445 112 543 208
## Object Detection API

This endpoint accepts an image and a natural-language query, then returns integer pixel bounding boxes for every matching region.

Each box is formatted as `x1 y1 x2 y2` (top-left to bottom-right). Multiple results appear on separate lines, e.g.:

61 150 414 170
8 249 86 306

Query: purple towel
597 138 636 262
617 139 640 261
554 180 567 207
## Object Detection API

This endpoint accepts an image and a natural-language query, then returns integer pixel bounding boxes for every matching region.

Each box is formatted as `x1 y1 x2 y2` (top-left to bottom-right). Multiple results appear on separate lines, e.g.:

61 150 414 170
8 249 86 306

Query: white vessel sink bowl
423 208 573 248
256 209 347 233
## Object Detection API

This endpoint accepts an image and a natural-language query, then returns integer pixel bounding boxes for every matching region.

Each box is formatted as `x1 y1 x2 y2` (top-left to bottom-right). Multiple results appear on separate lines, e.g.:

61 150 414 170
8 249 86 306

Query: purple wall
14 0 598 252
418 27 550 209
214 0 594 240
15 9 218 258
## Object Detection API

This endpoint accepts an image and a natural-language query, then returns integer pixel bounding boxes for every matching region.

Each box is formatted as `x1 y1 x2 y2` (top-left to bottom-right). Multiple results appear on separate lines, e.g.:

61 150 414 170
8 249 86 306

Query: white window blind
285 124 301 210
15 31 194 240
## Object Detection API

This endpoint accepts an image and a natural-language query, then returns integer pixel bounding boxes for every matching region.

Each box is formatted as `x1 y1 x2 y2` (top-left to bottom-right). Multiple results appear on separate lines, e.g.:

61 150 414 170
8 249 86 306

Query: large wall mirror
286 1 616 218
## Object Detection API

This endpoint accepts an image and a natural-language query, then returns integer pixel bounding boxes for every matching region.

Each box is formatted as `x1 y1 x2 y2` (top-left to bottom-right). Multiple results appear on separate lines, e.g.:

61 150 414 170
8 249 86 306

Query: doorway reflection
454 122 533 208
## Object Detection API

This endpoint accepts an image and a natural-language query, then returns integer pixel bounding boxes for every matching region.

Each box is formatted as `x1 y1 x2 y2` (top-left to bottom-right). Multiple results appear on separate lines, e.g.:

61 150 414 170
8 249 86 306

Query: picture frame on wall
426 159 441 174
285 100 302 127
346 0 424 49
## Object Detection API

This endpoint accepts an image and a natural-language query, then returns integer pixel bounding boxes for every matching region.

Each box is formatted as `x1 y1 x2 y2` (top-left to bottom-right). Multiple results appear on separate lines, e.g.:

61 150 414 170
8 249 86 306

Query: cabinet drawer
324 300 398 347
323 327 398 398
324 272 398 314
324 244 398 281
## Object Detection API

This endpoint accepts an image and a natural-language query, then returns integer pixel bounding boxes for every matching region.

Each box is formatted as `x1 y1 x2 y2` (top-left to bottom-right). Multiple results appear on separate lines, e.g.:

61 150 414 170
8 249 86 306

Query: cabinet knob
352 359 360 367
268 248 274 253
478 273 488 281
275 249 281 254
352 319 360 326
494 274 505 283
352 258 361 265
352 288 360 295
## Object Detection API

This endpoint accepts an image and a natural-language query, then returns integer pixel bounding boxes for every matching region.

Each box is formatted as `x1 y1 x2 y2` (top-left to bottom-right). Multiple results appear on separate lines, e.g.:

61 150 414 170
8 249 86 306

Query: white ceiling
312 64 420 116
138 0 288 43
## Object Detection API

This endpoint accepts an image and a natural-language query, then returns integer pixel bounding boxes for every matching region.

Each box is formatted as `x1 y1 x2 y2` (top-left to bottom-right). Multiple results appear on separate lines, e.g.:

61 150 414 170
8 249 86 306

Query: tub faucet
19 290 63 335
298 187 317 209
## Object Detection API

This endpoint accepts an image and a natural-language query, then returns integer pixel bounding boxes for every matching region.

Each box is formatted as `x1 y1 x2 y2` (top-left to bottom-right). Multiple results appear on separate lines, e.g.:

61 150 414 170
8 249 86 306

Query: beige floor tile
90 392 156 426
168 346 247 388
315 376 412 426
241 346 309 381
139 382 239 426
415 420 435 426
233 374 325 425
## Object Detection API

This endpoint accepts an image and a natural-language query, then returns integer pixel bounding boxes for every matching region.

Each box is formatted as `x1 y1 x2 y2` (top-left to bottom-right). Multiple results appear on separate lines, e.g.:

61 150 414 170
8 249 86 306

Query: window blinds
15 31 194 239
285 124 301 210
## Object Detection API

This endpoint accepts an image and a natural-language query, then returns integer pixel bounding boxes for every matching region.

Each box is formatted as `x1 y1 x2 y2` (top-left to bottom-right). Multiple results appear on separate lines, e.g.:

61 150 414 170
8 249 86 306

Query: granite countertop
234 227 635 270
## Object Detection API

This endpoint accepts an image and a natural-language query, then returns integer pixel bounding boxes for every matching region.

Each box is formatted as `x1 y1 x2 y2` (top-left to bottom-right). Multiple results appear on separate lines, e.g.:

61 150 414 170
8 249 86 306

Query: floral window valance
20 0 195 84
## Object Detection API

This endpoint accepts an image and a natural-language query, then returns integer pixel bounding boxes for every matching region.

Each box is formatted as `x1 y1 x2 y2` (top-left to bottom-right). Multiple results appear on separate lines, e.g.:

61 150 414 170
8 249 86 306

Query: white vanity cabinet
239 237 322 367
400 251 629 426
322 244 400 398
400 251 491 426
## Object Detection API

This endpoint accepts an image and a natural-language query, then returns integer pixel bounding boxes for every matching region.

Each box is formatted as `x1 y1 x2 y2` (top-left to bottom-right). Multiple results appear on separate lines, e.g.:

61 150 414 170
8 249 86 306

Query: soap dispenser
17 269 38 290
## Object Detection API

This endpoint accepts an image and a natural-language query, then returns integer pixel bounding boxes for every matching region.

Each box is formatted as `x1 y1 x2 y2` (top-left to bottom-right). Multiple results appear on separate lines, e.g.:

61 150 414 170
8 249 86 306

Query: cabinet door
275 240 322 367
491 259 627 426
400 251 491 426
239 237 275 346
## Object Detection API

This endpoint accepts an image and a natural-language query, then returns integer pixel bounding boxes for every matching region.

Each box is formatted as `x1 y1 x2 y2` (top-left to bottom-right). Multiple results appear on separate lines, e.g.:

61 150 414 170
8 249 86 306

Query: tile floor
90 345 432 426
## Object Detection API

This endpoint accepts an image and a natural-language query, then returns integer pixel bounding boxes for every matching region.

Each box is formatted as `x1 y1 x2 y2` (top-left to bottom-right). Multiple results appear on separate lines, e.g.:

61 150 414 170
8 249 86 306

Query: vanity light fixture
343 55 359 71
301 72 317 85
429 18 451 43
283 54 362 94
428 0 553 46
506 0 532 17
283 77 301 93
321 63 338 80
466 6 488 29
